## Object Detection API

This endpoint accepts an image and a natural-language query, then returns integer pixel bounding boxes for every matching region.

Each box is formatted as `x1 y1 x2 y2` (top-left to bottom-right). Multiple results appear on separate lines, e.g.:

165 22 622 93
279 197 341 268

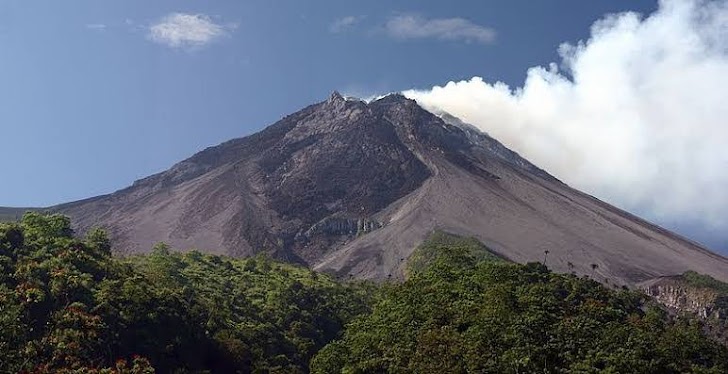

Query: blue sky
8 1 728 253
0 0 656 206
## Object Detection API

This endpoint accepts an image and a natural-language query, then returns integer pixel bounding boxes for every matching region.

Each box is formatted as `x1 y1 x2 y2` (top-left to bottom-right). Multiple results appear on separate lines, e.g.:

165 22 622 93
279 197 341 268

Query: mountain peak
51 91 728 286
328 90 344 103
372 92 410 104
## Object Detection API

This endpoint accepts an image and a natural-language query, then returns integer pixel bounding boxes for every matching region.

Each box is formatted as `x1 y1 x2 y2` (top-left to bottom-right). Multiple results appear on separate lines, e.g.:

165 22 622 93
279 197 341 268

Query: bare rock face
30 91 728 286
257 93 430 254
639 273 728 345
641 277 725 319
54 93 437 263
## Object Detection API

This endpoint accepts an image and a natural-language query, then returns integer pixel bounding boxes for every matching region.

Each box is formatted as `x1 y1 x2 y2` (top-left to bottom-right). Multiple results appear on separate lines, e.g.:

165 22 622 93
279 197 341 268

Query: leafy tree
0 213 372 373
312 240 728 373
3 215 726 373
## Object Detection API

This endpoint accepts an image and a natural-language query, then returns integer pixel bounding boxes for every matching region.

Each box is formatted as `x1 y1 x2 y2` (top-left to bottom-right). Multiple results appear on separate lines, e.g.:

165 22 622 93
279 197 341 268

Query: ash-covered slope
56 93 436 262
48 92 728 286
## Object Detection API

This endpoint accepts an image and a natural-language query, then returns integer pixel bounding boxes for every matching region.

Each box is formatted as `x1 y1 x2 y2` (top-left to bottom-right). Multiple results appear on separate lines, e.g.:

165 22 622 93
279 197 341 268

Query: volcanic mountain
9 92 728 286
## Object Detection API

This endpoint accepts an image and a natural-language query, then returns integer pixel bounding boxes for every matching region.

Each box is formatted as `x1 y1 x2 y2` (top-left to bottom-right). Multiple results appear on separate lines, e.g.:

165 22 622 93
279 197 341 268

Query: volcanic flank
29 91 728 286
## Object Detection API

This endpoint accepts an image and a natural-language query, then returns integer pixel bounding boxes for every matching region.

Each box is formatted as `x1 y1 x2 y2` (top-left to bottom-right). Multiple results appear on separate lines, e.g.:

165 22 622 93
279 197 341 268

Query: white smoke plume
404 0 728 242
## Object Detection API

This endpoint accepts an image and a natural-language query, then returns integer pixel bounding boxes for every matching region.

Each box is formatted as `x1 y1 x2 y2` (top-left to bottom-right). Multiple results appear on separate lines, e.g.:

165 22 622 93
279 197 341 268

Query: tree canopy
1 214 726 373
311 238 728 373
0 213 371 373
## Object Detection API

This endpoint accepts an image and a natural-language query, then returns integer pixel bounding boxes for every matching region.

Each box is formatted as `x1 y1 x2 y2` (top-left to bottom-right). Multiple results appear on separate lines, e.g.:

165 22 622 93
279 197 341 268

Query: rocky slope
640 274 727 319
0 207 32 222
4 92 728 286
640 272 728 344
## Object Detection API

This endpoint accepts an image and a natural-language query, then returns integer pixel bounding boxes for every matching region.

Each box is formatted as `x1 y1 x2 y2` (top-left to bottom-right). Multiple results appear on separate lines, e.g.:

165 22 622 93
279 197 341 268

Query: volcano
16 92 728 286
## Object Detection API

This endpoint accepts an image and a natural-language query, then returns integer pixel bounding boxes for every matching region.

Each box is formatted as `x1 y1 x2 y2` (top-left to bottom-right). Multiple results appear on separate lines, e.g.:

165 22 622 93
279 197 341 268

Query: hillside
3 92 728 287
2 214 726 373
0 207 35 222
312 240 728 373
0 213 371 373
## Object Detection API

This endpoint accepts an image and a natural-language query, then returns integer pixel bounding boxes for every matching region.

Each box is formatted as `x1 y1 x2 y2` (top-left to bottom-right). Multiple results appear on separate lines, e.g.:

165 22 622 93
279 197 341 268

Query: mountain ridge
2 92 728 286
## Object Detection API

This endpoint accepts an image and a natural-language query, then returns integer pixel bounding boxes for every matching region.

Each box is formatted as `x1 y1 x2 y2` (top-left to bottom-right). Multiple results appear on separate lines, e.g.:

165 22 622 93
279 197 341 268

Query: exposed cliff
641 275 727 319
640 271 728 344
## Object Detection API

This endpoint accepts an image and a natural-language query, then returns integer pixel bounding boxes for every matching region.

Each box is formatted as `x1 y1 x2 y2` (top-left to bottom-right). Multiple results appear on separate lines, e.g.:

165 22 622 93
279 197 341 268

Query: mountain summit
49 93 728 285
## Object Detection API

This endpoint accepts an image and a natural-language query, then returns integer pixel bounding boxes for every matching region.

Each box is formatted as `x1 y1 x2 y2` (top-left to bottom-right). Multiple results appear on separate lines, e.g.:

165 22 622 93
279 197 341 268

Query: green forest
1 214 727 373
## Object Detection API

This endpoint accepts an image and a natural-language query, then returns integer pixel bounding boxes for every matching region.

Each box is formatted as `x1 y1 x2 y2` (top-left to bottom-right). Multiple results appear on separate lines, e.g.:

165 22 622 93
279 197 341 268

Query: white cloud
330 15 364 33
148 13 235 49
385 14 495 44
85 24 107 31
404 0 728 234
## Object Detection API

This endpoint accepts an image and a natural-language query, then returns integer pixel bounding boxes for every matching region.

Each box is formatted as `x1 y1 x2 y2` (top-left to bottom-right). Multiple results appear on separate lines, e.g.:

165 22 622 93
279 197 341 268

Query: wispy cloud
330 15 364 33
85 24 107 31
384 14 495 44
148 13 236 49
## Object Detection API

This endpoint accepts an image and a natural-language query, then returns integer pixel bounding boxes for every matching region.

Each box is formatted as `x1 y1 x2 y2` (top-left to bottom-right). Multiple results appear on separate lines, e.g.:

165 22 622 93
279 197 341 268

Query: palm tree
590 263 599 277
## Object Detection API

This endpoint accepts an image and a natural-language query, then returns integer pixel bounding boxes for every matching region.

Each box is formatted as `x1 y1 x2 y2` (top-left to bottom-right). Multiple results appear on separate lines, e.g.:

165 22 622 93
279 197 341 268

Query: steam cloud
404 0 728 245
148 13 234 49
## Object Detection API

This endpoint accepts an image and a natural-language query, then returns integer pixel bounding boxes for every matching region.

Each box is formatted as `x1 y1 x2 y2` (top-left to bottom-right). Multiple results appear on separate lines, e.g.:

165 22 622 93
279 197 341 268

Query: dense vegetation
0 213 370 373
680 270 728 294
674 271 728 348
311 237 728 373
1 214 727 373
405 230 503 276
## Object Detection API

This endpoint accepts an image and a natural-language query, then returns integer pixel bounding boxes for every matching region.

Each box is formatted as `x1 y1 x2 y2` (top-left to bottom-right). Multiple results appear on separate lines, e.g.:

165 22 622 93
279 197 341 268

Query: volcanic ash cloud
404 0 728 237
